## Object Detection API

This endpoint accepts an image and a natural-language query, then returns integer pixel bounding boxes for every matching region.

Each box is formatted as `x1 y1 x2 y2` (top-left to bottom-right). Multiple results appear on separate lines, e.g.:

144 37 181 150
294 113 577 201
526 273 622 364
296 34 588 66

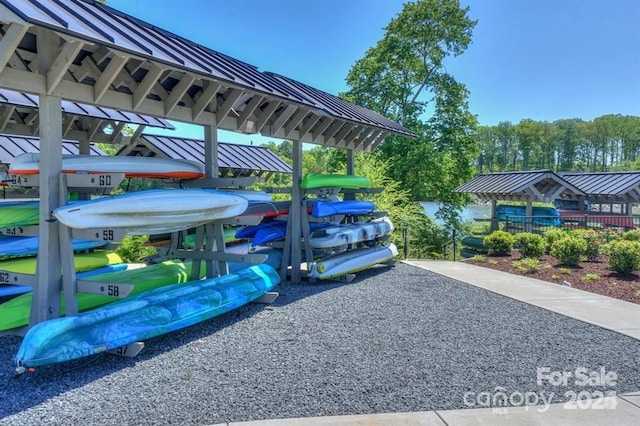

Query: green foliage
622 230 640 241
342 0 478 227
470 254 485 262
572 229 602 262
116 235 157 263
483 230 514 255
550 237 586 266
604 240 640 274
513 232 545 259
543 228 568 253
512 258 550 274
581 273 601 283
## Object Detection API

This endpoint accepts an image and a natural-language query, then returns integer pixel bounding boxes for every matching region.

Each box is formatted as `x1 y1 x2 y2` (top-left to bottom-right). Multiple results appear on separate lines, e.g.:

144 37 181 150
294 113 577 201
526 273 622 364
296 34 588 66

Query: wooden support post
31 93 63 326
525 201 533 233
490 199 498 232
289 140 303 282
344 149 355 201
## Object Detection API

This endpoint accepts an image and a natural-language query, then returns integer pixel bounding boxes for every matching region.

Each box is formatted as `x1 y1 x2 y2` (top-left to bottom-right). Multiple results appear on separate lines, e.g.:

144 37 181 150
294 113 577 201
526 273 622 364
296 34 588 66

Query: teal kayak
15 264 280 368
301 174 370 190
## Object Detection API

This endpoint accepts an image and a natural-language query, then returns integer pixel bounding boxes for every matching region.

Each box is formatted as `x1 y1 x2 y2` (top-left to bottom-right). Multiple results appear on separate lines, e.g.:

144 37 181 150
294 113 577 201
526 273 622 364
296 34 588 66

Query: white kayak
9 153 205 180
53 189 248 235
306 217 394 248
308 242 398 280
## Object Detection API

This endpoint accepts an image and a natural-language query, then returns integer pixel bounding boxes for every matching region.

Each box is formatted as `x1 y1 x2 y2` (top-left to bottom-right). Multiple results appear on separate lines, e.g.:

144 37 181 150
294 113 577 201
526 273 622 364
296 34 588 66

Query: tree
343 0 478 225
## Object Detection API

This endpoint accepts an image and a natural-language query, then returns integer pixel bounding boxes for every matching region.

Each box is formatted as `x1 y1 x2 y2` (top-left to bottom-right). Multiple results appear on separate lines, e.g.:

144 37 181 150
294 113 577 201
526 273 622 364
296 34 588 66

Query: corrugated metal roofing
124 134 292 174
0 134 105 165
561 172 640 196
0 0 415 140
0 88 174 129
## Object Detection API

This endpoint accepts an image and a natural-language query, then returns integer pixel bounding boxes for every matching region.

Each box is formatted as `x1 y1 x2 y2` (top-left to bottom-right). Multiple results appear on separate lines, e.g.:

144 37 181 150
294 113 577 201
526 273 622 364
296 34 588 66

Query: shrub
604 240 640 274
550 237 586 266
572 229 602 262
483 230 514 255
116 235 157 263
581 273 601 283
621 230 640 242
513 232 545 259
543 229 568 253
512 258 550 274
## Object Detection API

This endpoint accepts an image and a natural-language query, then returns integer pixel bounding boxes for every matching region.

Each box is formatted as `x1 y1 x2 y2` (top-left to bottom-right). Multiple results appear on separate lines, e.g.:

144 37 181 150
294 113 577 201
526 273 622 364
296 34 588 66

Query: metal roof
561 171 640 202
117 134 292 178
455 170 584 202
0 0 416 151
0 88 173 129
0 134 105 165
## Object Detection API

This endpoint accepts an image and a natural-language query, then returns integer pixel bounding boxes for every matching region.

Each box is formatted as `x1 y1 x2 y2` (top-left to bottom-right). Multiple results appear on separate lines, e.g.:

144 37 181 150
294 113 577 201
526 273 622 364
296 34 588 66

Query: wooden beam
46 40 83 95
62 114 77 138
87 118 104 141
270 104 297 134
319 120 344 143
0 105 14 132
94 53 128 102
284 108 308 138
310 117 333 142
298 114 321 140
133 62 164 110
254 100 281 133
164 74 195 116
216 88 243 123
192 80 220 121
0 23 29 74
331 122 355 146
370 131 389 151
237 94 263 130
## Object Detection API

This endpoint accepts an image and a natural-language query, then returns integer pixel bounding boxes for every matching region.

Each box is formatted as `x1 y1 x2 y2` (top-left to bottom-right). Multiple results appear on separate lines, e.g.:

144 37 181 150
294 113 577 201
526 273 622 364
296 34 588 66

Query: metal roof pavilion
454 170 584 202
0 0 416 150
560 171 640 204
0 134 104 165
118 134 292 179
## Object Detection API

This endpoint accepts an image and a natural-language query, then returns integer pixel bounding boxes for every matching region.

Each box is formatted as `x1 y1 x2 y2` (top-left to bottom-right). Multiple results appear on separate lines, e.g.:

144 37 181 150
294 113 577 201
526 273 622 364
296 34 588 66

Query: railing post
452 229 457 261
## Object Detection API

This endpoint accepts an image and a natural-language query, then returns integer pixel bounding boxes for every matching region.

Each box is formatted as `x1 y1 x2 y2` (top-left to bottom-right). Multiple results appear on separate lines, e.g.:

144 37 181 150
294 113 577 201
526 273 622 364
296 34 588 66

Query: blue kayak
311 200 375 218
15 264 280 368
496 204 561 226
0 236 108 258
237 221 333 246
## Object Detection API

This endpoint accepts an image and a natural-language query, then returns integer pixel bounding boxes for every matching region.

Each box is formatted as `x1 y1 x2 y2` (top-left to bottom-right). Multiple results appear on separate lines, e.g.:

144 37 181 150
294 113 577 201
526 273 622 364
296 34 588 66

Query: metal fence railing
502 214 638 235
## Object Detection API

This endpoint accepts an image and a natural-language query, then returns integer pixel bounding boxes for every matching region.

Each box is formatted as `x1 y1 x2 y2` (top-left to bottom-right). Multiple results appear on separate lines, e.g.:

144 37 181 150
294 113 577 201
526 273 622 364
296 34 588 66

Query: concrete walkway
215 260 640 425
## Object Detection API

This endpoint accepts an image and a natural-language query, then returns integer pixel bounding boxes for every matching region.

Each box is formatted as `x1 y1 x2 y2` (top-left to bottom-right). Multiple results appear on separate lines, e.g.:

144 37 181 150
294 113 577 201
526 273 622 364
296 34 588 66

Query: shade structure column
344 149 355 201
289 139 303 282
30 94 63 326
205 123 228 277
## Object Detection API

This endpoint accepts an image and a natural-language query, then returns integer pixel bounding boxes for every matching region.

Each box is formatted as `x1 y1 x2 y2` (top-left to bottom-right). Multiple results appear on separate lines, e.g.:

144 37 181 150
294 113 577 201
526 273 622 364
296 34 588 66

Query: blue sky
108 0 640 143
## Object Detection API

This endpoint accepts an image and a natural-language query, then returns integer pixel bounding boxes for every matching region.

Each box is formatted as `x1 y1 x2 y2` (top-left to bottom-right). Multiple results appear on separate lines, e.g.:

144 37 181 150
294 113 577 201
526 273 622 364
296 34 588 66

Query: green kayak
0 251 122 274
0 259 202 331
301 173 371 190
0 201 40 228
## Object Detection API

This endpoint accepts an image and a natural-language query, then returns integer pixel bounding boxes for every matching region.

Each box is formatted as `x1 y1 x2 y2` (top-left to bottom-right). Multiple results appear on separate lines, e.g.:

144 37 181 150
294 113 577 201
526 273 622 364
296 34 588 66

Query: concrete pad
437 397 640 426
228 411 444 425
404 260 640 341
620 394 640 408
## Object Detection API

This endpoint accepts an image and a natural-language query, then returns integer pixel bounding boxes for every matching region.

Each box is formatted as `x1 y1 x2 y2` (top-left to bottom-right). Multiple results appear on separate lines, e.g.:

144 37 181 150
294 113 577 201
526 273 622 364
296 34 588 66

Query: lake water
420 201 491 224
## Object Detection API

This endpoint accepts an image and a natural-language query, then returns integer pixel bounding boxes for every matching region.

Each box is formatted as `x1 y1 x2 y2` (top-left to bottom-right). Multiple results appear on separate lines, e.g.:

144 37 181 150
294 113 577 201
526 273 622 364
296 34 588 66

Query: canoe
9 153 205 180
496 204 561 226
301 173 370 190
460 247 485 259
0 235 108 258
311 200 376 218
219 189 272 202
306 217 394 249
14 264 280 368
0 263 130 299
53 189 249 235
308 242 398 280
460 236 487 252
0 259 199 332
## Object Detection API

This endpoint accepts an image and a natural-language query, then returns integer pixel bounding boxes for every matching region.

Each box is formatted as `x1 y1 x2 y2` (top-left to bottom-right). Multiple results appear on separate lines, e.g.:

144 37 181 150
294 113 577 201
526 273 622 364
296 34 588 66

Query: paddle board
0 251 121 275
53 189 249 235
14 264 280 368
0 201 40 228
311 200 376 218
308 243 397 280
0 259 199 332
301 174 370 190
306 217 394 249
9 153 205 180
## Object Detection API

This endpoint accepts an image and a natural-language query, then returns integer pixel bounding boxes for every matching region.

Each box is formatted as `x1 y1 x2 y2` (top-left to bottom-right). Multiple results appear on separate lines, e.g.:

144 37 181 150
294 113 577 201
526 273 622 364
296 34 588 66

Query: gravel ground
0 261 639 425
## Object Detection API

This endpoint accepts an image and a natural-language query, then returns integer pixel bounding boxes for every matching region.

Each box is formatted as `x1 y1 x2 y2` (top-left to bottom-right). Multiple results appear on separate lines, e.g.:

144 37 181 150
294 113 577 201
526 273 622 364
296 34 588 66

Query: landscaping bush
604 240 640 274
513 232 545 259
572 229 602 262
621 229 640 242
483 230 514 255
543 228 568 253
550 236 586 266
